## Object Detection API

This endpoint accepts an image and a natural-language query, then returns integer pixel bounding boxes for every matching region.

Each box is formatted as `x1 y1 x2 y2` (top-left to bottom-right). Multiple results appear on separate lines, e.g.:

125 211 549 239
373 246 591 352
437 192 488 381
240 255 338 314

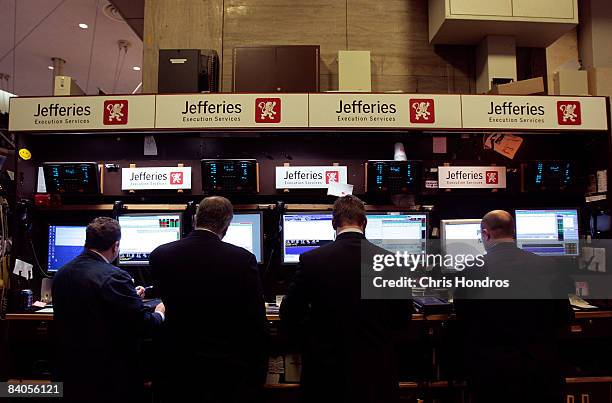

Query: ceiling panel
0 0 143 96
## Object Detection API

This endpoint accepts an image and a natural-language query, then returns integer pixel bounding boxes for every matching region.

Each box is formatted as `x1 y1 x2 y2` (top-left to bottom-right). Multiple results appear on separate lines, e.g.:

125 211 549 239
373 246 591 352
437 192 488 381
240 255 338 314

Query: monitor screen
48 225 87 272
223 213 264 263
201 159 258 194
365 213 427 254
524 161 575 192
515 209 580 256
43 162 99 194
366 160 421 194
118 214 182 265
440 219 486 256
282 212 335 263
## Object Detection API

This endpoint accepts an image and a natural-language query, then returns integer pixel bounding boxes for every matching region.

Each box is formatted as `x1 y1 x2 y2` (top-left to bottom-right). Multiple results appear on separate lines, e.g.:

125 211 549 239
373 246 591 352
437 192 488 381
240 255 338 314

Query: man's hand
155 302 166 316
135 286 146 299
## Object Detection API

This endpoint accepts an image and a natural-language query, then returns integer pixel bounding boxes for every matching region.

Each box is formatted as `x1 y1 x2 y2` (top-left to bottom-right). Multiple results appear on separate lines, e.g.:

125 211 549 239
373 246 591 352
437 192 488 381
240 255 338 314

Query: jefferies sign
121 167 192 190
8 95 155 131
275 166 348 189
461 96 607 131
438 166 507 189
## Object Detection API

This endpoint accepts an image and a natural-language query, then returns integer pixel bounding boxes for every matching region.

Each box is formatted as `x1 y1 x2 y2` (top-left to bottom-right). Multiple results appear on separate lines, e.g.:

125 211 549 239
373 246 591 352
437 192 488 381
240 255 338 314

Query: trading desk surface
5 308 612 322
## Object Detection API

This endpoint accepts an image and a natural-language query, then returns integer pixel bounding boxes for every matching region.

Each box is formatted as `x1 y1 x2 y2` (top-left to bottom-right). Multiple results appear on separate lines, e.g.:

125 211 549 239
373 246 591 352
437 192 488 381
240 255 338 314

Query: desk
6 310 612 322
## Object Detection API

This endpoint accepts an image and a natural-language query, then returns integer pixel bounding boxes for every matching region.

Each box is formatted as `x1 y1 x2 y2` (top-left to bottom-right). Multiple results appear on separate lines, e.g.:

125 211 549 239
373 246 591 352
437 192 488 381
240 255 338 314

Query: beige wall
143 0 474 94
545 29 579 92
579 0 612 69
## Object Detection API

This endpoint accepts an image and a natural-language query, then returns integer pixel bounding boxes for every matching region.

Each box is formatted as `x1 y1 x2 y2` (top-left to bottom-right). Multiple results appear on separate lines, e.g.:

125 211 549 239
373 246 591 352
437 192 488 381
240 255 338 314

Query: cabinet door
512 0 575 19
232 47 277 92
276 46 319 93
449 0 512 16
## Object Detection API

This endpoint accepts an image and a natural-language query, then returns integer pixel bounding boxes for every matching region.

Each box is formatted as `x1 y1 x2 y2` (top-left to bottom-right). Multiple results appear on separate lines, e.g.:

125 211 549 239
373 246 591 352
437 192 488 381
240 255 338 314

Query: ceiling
0 0 143 97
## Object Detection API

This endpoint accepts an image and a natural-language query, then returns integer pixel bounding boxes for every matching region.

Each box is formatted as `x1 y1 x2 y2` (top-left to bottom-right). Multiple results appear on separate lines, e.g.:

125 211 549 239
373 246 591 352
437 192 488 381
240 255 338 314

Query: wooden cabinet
449 0 512 17
512 0 575 20
232 46 320 93
428 0 578 46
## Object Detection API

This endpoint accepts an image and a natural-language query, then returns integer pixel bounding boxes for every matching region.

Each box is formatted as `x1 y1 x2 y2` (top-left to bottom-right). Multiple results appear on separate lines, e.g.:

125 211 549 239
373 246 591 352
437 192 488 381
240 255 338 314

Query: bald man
455 210 572 403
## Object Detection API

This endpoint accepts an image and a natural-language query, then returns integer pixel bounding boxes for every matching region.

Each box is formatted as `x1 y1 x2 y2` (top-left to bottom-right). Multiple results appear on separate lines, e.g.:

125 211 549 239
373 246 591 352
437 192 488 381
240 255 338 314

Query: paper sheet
327 182 353 197
144 135 158 156
13 259 33 280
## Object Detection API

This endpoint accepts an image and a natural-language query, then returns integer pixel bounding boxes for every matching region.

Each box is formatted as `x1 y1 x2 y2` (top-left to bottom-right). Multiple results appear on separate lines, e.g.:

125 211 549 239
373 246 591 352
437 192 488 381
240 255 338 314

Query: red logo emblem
410 99 435 124
103 100 128 125
325 171 340 184
485 171 499 185
557 101 581 125
255 98 281 123
169 172 184 185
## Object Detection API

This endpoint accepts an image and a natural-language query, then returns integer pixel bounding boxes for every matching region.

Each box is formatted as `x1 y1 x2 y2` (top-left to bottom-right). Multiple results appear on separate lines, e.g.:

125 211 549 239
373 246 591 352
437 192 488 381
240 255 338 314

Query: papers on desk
569 294 599 310
37 307 54 313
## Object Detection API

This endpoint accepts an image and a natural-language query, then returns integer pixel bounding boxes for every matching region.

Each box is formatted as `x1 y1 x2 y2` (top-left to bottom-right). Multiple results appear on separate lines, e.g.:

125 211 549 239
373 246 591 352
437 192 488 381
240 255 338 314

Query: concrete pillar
475 36 517 94
142 0 223 93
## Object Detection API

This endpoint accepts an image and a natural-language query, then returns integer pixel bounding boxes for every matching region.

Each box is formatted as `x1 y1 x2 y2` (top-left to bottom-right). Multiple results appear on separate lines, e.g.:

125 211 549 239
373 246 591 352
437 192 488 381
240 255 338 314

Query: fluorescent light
78 23 88 29
48 66 54 70
132 66 141 71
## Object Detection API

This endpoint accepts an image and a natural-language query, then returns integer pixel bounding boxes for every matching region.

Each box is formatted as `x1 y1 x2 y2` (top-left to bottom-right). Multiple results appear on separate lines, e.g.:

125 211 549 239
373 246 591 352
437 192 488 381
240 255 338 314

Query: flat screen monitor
440 219 486 256
365 213 428 254
524 161 576 192
223 212 264 263
201 159 258 194
282 212 334 263
515 209 580 256
47 225 87 272
118 213 182 265
366 160 421 194
43 162 99 194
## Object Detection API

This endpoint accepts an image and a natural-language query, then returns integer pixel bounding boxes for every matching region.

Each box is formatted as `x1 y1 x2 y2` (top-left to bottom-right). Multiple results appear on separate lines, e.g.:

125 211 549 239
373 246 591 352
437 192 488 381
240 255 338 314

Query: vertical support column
475 36 517 94
142 0 224 93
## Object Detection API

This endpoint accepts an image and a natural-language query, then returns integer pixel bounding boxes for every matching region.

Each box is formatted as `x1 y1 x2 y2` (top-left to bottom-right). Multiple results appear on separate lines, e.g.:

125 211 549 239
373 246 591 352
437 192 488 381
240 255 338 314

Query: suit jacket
453 242 573 402
280 232 413 403
149 230 268 397
52 250 163 403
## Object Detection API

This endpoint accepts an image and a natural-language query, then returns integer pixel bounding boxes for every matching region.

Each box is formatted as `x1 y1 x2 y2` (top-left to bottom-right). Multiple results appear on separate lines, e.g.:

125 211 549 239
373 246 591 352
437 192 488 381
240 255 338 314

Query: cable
84 0 101 94
11 0 16 93
112 44 128 94
0 0 69 64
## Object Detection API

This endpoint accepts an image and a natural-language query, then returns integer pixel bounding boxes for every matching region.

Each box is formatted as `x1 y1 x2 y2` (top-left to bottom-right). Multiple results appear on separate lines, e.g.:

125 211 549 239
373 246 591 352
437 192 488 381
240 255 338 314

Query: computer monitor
118 213 182 265
223 212 264 263
440 219 486 256
365 213 427 254
43 162 99 195
515 209 580 256
282 212 334 263
47 225 87 272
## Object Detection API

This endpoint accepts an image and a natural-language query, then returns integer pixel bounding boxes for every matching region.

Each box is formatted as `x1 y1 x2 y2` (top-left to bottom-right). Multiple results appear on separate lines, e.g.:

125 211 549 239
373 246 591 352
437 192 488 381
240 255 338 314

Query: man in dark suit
280 195 413 403
454 210 573 403
150 196 268 403
52 217 165 403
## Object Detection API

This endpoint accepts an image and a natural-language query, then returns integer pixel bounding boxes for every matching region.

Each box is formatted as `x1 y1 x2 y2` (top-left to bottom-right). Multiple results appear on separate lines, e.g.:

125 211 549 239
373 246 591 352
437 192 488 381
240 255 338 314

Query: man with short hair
52 217 165 403
150 196 268 403
455 210 572 403
281 195 412 403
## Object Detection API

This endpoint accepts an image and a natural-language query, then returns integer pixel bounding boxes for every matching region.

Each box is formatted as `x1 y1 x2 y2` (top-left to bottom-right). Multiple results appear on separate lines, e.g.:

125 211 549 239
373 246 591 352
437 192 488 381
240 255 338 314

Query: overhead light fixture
48 66 54 70
132 66 141 71
78 23 89 29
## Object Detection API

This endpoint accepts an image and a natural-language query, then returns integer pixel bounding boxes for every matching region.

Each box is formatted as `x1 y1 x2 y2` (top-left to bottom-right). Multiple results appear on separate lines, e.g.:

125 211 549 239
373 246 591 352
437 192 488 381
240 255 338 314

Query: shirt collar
194 227 221 239
89 249 110 264
337 227 364 236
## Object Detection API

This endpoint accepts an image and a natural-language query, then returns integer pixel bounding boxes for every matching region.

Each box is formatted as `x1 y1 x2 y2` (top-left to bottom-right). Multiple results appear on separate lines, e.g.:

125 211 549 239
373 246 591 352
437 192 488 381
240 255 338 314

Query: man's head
85 217 121 262
481 210 515 251
332 195 367 233
195 196 234 238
